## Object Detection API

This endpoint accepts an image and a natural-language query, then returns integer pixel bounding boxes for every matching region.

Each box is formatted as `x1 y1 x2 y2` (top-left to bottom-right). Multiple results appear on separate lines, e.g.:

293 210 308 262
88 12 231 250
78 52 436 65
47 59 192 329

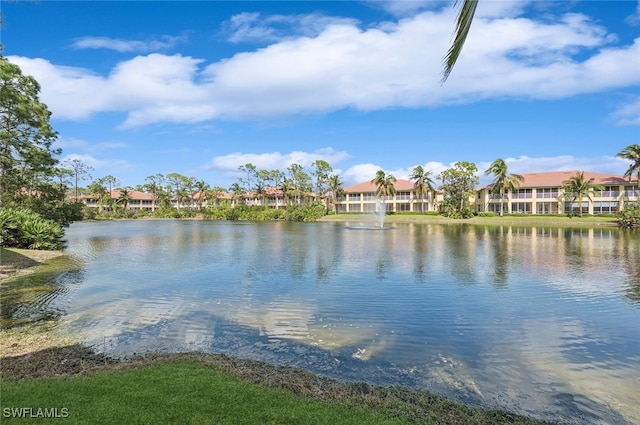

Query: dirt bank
0 248 65 282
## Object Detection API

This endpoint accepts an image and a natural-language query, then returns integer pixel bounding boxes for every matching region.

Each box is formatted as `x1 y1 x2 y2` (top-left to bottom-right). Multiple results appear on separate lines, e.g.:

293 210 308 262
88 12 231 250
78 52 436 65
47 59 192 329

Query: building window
564 201 588 215
397 203 411 211
536 188 558 198
624 186 640 197
512 189 532 199
511 202 532 213
348 204 362 213
593 201 619 214
362 193 376 201
336 204 347 212
362 203 377 213
597 186 620 198
536 202 555 214
396 192 411 201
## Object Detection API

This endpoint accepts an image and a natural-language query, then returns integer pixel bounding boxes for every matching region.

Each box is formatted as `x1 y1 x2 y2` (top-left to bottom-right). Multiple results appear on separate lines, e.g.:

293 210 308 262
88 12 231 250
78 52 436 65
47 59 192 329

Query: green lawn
1 356 554 425
2 361 407 425
320 213 618 227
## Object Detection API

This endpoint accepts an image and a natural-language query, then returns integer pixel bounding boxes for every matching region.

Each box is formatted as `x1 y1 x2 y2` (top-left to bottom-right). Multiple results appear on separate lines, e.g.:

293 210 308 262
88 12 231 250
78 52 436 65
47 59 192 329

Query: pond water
4 220 640 424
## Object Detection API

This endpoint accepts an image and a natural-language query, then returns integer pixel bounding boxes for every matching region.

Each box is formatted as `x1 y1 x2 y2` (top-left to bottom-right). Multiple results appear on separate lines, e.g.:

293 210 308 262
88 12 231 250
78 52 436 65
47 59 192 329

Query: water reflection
1 256 82 329
6 220 639 425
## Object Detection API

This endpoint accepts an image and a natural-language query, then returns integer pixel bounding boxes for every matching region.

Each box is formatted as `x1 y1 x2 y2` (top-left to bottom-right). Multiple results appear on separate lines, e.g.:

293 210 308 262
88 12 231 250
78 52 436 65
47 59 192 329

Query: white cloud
8 54 208 126
339 162 442 186
368 0 529 19
205 147 350 172
223 12 359 43
476 155 631 185
626 0 640 26
341 163 383 185
362 0 439 17
55 137 128 152
71 35 186 52
8 57 110 120
61 154 132 173
384 161 450 182
611 97 640 126
9 8 640 127
61 154 107 170
341 156 632 187
475 1 532 19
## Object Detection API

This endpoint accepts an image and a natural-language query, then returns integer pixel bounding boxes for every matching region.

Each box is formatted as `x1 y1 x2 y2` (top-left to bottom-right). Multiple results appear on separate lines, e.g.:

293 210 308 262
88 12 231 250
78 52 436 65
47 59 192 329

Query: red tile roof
191 190 233 200
111 190 154 200
344 178 417 193
78 190 155 201
505 171 637 188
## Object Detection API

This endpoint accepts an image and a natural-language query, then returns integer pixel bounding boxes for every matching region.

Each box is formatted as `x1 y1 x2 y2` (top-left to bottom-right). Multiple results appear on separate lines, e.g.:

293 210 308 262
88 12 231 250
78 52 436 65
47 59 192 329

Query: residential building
335 179 443 213
242 188 290 209
476 171 639 215
76 190 156 211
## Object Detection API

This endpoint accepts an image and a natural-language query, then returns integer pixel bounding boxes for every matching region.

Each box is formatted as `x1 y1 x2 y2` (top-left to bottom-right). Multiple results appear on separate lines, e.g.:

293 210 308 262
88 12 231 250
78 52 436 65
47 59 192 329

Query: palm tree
616 144 640 197
409 166 435 214
228 182 245 207
442 0 479 82
207 186 226 208
282 178 297 206
484 158 524 216
86 181 107 212
99 175 120 209
270 170 285 208
194 180 210 211
560 172 604 217
327 174 345 214
117 188 133 210
371 170 397 199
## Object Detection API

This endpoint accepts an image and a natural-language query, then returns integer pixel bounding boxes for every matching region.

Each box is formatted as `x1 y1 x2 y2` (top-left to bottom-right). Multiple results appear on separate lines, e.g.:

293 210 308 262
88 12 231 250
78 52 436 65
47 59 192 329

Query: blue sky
3 0 640 189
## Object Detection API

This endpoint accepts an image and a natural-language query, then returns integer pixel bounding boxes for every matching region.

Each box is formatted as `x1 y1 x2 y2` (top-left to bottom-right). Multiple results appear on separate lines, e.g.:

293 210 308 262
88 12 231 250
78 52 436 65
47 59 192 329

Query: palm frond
442 0 478 83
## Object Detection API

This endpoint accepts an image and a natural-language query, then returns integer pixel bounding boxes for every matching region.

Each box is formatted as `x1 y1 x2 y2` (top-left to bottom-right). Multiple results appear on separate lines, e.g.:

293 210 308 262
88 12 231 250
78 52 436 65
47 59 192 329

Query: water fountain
375 198 385 229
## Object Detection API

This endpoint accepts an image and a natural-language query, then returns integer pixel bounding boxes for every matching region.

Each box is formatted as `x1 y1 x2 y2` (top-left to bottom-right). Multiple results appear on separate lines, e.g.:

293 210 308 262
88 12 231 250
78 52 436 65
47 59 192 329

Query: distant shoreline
319 213 620 228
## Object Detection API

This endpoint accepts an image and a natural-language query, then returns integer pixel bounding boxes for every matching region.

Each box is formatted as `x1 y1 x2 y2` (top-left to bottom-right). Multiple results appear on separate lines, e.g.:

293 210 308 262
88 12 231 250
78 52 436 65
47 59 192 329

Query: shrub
282 204 326 222
283 205 306 222
618 203 640 229
203 204 325 222
477 212 496 217
0 208 20 246
0 208 66 250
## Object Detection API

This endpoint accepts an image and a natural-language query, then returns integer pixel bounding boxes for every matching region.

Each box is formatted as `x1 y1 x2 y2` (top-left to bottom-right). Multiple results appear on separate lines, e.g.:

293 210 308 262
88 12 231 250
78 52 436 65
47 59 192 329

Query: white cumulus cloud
71 35 186 52
9 8 640 128
477 155 631 181
223 12 359 43
205 147 350 172
61 154 132 173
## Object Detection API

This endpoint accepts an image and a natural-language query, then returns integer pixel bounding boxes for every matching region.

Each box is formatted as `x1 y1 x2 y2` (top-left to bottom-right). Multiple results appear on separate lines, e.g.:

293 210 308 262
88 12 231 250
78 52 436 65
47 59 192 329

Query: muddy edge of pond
0 248 65 282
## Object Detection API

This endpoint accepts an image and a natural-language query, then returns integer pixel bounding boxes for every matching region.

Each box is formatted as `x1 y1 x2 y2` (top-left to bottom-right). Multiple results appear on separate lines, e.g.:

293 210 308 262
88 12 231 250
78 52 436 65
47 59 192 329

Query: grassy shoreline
318 213 620 227
0 247 65 283
1 346 555 425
